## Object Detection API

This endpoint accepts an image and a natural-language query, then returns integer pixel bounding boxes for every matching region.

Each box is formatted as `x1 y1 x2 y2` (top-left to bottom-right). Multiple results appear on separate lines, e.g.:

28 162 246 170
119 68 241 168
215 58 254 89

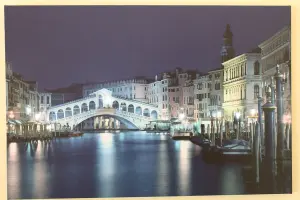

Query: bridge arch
112 100 119 109
143 108 150 117
73 105 80 115
81 103 88 113
120 102 127 111
65 107 72 117
151 110 158 120
75 114 139 129
135 106 142 115
128 104 134 113
49 111 56 121
57 109 64 119
89 101 96 110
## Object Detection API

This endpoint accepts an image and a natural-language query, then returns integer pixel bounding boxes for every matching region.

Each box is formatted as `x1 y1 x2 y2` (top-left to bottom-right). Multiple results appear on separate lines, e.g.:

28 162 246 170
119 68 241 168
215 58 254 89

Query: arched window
254 85 260 99
254 61 260 75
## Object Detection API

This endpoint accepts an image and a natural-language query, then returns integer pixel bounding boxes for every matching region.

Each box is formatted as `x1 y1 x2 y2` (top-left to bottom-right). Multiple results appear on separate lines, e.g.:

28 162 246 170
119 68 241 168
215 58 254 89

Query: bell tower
220 24 235 63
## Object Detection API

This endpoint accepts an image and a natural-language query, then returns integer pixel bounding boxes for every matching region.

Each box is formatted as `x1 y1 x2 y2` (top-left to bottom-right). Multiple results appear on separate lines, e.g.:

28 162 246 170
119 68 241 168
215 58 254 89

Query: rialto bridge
46 89 160 130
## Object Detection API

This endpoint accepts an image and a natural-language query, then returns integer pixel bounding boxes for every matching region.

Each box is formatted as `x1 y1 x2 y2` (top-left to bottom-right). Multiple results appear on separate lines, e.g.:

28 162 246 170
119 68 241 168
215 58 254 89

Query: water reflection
96 132 116 197
156 136 169 196
7 141 54 199
219 164 245 195
7 143 21 198
177 141 191 196
32 141 51 198
7 132 245 199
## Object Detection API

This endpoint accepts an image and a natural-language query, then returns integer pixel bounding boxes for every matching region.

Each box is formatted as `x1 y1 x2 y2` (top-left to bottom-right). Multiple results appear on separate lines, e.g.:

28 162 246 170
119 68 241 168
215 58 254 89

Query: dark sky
5 6 290 90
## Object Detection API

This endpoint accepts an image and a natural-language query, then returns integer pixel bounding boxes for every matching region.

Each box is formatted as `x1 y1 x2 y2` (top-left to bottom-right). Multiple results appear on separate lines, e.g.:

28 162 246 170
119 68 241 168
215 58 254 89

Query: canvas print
5 6 291 199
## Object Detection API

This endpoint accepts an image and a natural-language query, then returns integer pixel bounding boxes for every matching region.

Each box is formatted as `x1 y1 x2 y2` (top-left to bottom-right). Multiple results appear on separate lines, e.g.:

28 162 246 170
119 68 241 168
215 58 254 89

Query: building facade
152 68 197 119
147 77 168 119
27 81 40 121
258 25 291 115
6 63 39 122
207 68 224 117
222 51 262 122
39 92 52 122
194 74 211 121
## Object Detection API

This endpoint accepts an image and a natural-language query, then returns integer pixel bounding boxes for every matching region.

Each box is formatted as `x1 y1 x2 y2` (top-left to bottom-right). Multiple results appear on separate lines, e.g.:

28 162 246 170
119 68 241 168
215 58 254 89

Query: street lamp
250 109 256 117
7 110 15 134
249 109 258 123
26 106 32 115
179 113 185 121
217 111 222 118
264 78 275 104
35 113 40 121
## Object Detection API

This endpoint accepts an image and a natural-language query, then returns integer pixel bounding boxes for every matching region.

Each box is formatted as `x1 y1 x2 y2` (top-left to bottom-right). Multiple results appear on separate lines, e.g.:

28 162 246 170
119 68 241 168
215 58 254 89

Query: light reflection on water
7 132 245 199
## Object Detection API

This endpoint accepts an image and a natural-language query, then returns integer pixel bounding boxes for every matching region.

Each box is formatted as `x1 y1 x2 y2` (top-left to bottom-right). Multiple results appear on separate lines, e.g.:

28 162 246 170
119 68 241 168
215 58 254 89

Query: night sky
5 6 290 90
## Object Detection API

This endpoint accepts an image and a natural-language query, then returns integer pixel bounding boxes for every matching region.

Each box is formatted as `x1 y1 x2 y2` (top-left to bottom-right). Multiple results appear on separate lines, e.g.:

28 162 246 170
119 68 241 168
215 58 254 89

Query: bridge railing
51 108 115 123
116 110 152 121
112 95 158 108
50 108 151 123
49 93 97 109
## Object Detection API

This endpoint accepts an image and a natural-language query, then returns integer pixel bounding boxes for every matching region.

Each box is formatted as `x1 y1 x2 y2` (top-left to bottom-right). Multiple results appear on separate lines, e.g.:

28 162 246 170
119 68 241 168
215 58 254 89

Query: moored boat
171 132 193 140
202 139 252 163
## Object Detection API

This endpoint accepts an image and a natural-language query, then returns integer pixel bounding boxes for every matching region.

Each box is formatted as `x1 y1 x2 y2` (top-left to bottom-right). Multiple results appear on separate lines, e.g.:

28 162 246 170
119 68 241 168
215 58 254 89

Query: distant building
45 83 83 106
258 25 291 114
220 24 235 64
39 92 52 122
82 77 149 102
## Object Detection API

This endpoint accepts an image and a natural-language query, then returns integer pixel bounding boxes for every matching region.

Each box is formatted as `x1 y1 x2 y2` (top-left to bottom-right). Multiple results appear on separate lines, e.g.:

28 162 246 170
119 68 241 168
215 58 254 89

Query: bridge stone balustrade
46 88 160 129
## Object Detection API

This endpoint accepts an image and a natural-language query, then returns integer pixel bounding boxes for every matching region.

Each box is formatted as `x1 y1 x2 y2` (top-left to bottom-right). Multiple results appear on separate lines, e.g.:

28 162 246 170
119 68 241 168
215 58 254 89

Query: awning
14 120 23 125
7 120 16 125
149 120 171 123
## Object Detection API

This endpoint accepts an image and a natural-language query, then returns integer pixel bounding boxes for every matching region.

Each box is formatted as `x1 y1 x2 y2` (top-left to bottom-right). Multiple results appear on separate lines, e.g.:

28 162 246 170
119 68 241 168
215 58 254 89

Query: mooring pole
262 100 277 193
257 96 264 155
220 119 223 147
274 65 285 193
253 122 261 186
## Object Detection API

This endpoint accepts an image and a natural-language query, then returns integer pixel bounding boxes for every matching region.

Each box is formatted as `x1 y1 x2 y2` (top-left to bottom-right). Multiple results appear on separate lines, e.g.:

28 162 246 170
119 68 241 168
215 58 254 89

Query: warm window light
217 111 222 118
46 125 51 130
35 113 40 120
212 112 216 118
250 109 256 117
26 106 32 115
283 114 291 124
8 111 14 119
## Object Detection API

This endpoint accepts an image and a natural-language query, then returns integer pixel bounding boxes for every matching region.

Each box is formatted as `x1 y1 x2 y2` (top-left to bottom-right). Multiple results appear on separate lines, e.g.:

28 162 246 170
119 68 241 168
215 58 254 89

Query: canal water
7 131 246 199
